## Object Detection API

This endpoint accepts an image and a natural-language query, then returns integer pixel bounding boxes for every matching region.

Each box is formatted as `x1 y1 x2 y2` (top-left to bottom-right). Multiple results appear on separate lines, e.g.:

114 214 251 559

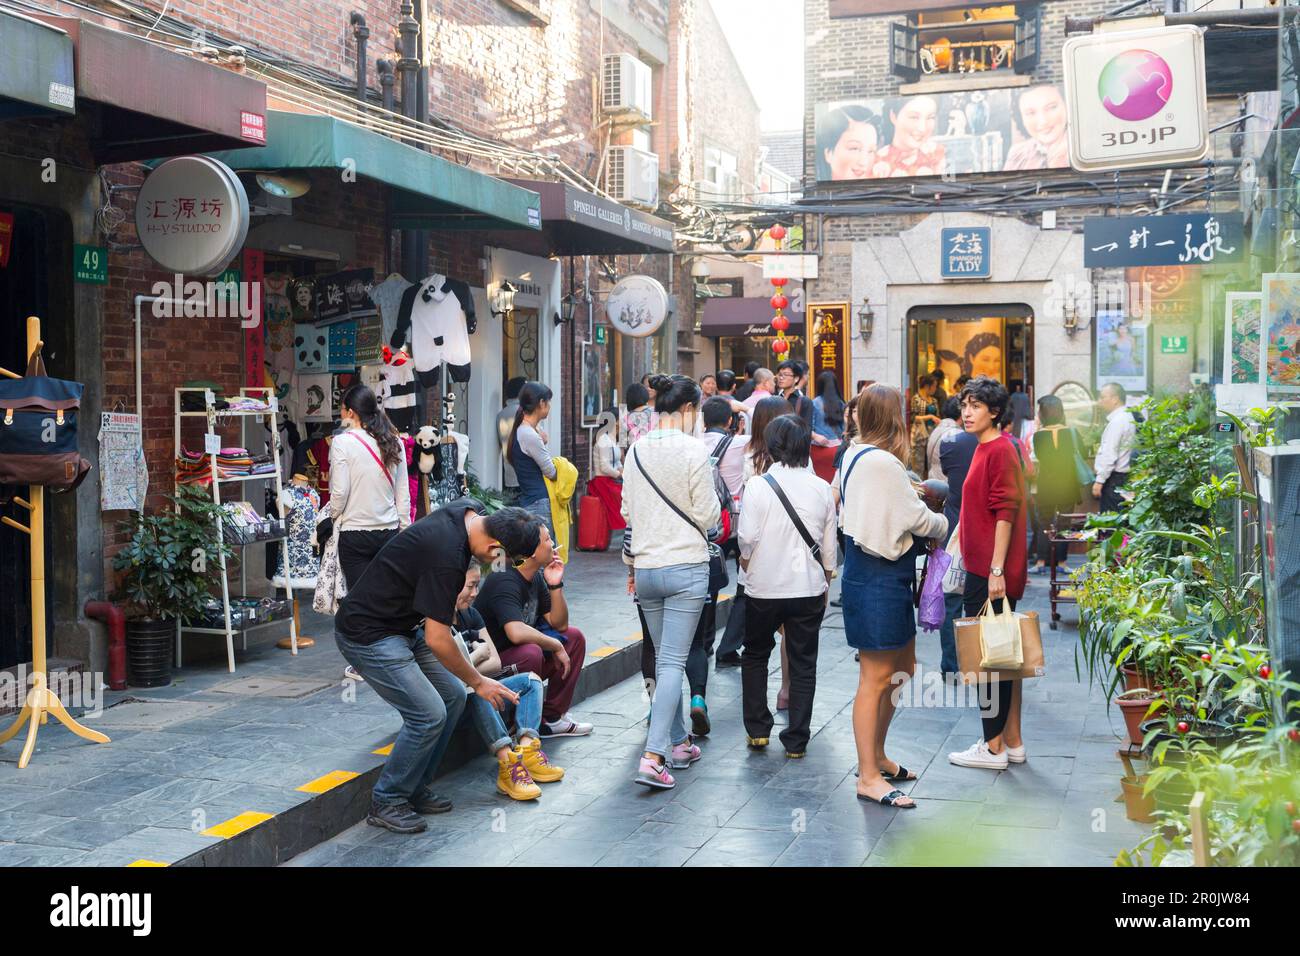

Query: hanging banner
242 248 265 390
807 302 851 402
98 412 148 512
1084 213 1242 268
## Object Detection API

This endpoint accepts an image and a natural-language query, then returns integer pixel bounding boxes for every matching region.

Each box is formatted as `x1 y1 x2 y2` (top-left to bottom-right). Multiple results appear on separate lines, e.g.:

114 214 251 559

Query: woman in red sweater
948 376 1029 771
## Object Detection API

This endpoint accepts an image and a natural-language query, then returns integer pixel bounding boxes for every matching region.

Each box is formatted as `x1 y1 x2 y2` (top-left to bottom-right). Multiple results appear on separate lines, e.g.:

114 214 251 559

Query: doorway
907 303 1034 398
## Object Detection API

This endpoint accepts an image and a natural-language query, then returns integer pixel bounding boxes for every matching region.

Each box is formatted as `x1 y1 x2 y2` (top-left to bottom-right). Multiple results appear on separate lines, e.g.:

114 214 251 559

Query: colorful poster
1260 273 1300 393
1095 307 1148 393
814 85 1069 181
1224 292 1261 386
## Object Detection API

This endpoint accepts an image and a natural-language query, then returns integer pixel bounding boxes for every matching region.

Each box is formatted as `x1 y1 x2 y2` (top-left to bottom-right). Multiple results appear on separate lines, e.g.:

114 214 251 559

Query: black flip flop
882 762 918 783
858 788 916 809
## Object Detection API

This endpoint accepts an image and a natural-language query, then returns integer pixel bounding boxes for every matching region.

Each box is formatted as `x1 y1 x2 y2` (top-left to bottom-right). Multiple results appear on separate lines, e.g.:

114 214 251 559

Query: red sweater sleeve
987 438 1024 525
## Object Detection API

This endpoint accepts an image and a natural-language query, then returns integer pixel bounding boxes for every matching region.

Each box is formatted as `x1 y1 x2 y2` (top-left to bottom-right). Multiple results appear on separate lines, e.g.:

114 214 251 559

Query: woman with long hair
622 374 719 790
507 382 558 541
743 395 795 482
839 384 948 807
1030 394 1081 574
812 371 846 442
330 384 411 590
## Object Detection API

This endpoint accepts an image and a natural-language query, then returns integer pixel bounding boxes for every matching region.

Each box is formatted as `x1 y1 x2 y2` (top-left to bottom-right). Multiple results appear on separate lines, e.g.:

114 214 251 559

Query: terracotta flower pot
1120 773 1156 824
1121 666 1156 693
1116 693 1164 747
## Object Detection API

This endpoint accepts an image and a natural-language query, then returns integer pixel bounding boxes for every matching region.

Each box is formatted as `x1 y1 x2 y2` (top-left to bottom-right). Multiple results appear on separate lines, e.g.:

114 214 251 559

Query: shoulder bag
631 446 727 593
761 472 822 568
0 345 91 491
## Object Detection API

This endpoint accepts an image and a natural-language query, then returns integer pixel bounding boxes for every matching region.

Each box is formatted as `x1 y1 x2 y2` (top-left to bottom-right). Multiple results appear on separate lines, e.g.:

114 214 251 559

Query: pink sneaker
669 738 702 769
634 756 676 790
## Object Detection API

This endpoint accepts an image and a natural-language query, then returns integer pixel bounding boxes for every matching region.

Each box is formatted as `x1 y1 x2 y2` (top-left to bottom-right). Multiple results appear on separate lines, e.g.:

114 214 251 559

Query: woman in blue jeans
621 374 721 790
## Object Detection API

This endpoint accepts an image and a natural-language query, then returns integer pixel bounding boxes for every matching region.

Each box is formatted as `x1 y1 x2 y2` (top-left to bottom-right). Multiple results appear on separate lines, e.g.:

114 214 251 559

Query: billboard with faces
814 84 1070 181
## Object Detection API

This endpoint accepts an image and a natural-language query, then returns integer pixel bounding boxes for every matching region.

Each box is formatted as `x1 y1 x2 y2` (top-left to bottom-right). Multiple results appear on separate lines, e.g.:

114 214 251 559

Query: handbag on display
942 523 967 595
0 345 91 491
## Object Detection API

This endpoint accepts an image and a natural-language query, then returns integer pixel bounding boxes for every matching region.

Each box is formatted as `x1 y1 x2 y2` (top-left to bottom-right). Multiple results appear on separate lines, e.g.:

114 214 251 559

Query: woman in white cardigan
837 384 948 809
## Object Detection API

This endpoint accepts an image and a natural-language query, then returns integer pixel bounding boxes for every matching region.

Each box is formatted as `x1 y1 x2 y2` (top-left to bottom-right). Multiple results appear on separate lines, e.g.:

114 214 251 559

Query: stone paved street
291 568 1150 867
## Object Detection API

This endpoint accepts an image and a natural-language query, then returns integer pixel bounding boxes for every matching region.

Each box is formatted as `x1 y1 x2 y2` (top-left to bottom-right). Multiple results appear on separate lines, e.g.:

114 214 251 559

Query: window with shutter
1014 4 1042 75
890 21 921 82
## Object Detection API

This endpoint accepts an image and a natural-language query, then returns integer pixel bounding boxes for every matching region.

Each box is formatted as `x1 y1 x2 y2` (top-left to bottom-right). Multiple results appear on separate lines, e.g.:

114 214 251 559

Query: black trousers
714 540 746 659
1100 471 1128 513
742 594 826 753
639 587 717 699
963 574 1018 744
338 528 399 591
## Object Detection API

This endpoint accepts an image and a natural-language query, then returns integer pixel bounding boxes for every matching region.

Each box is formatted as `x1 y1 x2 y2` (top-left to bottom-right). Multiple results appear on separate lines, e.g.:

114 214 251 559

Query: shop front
699 293 806 374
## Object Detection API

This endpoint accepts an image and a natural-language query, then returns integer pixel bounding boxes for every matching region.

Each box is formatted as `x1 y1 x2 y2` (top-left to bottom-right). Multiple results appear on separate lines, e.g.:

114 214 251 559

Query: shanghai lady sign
1063 25 1207 172
1083 213 1242 268
941 228 991 278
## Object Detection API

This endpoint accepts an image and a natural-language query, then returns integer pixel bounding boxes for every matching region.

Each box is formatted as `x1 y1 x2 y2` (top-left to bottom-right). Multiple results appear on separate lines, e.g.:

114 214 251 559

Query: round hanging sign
135 155 249 276
605 275 668 339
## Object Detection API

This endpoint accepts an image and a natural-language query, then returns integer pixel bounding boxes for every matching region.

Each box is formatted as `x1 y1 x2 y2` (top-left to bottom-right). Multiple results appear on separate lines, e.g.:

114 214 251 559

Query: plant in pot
111 487 233 687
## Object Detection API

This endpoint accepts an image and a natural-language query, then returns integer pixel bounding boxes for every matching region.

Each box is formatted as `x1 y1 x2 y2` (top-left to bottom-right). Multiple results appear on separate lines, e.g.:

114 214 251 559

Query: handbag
976 598 1023 669
313 520 347 615
917 541 951 631
631 447 727 593
1071 428 1095 486
942 522 968 595
0 345 91 491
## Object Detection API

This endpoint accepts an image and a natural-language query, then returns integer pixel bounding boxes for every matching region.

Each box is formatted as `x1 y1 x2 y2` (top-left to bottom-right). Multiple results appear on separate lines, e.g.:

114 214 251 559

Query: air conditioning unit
602 52 652 122
607 145 659 209
249 189 292 217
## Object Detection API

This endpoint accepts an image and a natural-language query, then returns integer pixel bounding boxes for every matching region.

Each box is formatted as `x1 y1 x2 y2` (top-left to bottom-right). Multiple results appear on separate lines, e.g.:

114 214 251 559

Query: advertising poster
1095 307 1149 393
931 317 1005 383
814 85 1069 181
1224 292 1261 386
1260 273 1300 393
808 303 851 400
581 341 613 426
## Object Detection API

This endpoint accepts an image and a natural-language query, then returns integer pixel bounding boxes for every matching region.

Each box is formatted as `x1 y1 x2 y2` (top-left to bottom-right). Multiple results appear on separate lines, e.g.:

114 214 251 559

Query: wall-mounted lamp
857 298 875 343
1062 298 1089 339
491 279 518 319
557 286 588 326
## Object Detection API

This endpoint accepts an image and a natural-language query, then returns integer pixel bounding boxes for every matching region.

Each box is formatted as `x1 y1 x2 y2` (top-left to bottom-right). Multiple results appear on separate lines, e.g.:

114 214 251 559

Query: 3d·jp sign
1063 25 1207 172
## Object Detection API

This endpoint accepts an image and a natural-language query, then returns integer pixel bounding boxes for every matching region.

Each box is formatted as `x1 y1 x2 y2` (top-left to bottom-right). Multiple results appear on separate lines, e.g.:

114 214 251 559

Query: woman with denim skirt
507 382 558 543
621 374 720 790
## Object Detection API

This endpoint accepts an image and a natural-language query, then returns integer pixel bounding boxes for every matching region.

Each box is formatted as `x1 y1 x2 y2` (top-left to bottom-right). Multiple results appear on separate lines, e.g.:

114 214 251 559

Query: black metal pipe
1067 6 1281 33
378 59 396 112
350 12 369 103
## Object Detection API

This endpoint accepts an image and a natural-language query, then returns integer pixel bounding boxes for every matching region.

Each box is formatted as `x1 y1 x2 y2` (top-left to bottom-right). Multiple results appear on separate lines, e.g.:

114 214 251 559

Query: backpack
0 346 90 492
707 432 740 543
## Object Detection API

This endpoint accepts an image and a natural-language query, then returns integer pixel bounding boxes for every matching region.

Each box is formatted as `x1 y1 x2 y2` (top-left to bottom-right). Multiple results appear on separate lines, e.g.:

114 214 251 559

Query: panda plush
414 424 439 476
391 274 477 386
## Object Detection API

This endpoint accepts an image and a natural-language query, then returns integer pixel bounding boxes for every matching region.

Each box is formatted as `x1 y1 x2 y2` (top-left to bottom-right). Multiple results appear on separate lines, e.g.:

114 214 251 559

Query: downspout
378 59 396 112
84 601 126 691
350 13 369 103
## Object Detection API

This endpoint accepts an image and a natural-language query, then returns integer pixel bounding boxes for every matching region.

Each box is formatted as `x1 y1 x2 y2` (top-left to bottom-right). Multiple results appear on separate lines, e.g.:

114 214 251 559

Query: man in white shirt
1093 381 1137 513
736 413 837 757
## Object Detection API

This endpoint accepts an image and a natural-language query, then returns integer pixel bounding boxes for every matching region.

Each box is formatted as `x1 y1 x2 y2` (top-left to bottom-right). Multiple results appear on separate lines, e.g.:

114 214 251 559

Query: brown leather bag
0 346 91 492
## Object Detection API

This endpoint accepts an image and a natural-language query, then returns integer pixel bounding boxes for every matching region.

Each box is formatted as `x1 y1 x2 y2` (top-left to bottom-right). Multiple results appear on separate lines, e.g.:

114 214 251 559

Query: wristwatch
990 567 1004 577
547 582 564 591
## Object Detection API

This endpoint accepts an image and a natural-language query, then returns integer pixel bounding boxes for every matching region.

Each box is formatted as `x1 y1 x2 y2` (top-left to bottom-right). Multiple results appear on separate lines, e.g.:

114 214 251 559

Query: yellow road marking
202 811 274 839
373 743 394 756
127 859 167 867
296 770 360 794
590 646 621 658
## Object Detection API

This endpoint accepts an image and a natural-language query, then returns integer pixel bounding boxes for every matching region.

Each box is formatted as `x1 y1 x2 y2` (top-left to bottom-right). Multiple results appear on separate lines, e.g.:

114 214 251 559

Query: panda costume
391 274 477 387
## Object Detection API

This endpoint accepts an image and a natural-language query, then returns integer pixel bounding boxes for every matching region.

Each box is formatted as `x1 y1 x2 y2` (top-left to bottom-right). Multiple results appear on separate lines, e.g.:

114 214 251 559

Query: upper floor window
702 146 741 200
891 3 1041 83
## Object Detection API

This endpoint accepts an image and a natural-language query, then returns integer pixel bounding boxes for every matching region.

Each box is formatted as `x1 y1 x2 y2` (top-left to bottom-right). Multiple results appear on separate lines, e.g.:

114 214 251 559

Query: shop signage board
135 155 250 276
73 244 107 284
762 255 818 280
239 111 266 144
1063 25 1208 172
594 325 607 345
808 303 851 400
1084 213 1242 268
940 227 990 279
605 275 669 338
1160 335 1188 354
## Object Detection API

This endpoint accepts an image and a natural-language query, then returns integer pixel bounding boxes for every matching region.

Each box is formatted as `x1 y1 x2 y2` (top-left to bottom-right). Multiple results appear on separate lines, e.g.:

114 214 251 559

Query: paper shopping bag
956 608 1045 683
977 599 1022 668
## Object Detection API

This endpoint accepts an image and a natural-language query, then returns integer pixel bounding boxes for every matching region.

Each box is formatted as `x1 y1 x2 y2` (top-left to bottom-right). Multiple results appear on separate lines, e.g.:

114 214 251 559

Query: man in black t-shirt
474 526 592 738
334 498 544 835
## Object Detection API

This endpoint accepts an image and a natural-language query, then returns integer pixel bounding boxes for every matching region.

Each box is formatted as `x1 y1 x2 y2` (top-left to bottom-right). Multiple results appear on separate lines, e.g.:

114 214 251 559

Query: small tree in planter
111 487 233 686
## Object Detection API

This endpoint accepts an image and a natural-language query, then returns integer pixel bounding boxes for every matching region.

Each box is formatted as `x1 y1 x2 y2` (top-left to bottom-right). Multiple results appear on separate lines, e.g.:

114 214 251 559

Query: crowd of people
322 360 1135 831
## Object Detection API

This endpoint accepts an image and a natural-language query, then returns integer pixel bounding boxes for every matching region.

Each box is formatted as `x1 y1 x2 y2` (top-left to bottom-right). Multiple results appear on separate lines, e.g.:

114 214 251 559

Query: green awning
204 110 541 232
0 11 75 119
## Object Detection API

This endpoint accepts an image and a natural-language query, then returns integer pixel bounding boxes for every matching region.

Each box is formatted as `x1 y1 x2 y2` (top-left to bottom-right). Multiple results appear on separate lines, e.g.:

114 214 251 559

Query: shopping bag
313 527 347 615
977 599 1022 669
917 545 951 631
955 608 1044 682
942 523 967 595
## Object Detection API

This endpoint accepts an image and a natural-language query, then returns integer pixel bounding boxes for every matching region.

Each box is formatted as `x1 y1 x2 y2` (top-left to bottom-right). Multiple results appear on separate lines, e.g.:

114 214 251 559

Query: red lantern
770 276 788 288
772 338 789 355
769 224 787 241
772 314 790 332
770 294 788 310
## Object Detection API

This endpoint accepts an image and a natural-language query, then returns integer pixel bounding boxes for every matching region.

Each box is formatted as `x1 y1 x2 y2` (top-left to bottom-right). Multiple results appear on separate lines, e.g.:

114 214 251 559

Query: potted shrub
111 487 232 687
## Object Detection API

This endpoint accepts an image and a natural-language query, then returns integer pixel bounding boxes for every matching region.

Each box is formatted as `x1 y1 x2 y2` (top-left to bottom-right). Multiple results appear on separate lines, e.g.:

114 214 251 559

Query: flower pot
126 618 174 688
1120 773 1156 824
1121 666 1156 693
1139 718 1236 764
1116 694 1164 747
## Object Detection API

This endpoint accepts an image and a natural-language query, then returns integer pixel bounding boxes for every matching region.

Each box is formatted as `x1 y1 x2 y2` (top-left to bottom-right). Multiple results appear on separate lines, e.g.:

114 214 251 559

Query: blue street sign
1083 212 1244 268
941 227 990 279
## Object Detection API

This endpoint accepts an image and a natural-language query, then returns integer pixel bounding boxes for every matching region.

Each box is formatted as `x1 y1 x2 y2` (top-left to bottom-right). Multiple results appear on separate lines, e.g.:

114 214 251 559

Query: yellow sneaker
517 737 565 783
497 754 541 801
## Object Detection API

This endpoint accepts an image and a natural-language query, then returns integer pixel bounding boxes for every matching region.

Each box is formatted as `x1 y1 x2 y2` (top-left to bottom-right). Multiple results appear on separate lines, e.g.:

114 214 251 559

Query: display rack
173 386 297 671
1047 512 1089 630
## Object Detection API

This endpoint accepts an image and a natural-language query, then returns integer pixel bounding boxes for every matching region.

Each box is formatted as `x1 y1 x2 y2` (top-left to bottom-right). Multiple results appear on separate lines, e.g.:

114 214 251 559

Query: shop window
891 4 1041 83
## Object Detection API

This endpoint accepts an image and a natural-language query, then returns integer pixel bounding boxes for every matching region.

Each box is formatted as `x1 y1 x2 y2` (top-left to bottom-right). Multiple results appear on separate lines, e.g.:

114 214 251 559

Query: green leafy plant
111 486 234 623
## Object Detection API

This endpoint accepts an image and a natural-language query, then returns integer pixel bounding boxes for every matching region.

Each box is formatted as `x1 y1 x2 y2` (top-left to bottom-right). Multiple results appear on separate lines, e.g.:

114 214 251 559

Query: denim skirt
841 535 919 652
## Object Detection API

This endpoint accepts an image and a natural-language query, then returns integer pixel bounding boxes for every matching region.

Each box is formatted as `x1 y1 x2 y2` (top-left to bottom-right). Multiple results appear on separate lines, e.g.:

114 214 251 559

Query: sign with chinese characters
313 268 377 327
605 275 668 339
73 244 107 284
763 255 818 279
1064 25 1208 172
135 155 249 276
1085 213 1242 268
239 111 266 144
807 302 851 401
941 228 990 279
594 325 607 345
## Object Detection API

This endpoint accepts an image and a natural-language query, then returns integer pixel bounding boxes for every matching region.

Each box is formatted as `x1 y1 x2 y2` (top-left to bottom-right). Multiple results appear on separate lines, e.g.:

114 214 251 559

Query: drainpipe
378 59 396 112
396 1 426 283
84 602 126 691
350 12 369 103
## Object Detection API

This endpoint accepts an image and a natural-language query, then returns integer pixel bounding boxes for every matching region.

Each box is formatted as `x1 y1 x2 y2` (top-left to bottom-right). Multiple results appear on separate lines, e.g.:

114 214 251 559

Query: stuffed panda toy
414 424 439 476
391 274 477 386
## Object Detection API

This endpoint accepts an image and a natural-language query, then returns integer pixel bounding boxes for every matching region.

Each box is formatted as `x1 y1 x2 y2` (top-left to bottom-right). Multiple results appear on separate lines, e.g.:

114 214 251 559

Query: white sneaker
343 665 365 682
540 713 593 737
1005 744 1026 764
948 739 1009 770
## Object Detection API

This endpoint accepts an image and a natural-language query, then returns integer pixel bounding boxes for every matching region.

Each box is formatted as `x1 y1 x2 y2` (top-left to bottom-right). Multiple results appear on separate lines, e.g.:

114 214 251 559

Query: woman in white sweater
621 374 720 791
838 384 948 809
330 385 411 590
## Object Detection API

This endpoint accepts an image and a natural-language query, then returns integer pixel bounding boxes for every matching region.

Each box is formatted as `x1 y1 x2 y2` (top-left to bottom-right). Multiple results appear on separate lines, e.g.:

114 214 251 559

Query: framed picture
1260 273 1300 393
1224 292 1262 386
1094 307 1148 394
581 340 612 426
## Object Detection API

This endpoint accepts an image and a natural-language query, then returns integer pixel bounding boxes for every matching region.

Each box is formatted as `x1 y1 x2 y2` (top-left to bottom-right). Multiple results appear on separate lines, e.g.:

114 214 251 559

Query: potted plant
1116 688 1166 748
111 487 233 687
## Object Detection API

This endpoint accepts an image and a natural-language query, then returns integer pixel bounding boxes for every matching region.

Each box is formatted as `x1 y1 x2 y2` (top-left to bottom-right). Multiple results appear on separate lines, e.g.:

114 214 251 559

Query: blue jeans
467 673 543 754
938 591 962 674
635 562 710 758
335 630 467 807
523 496 555 548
